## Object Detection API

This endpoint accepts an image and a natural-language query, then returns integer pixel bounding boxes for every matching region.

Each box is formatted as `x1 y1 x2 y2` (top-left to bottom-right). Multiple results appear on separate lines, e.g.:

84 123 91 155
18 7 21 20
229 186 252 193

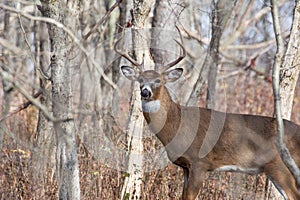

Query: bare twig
226 39 275 50
0 69 71 123
270 0 300 188
222 1 285 49
17 12 50 80
0 80 52 122
0 38 24 54
180 25 210 46
0 90 42 122
0 3 118 90
83 0 122 40
221 44 274 82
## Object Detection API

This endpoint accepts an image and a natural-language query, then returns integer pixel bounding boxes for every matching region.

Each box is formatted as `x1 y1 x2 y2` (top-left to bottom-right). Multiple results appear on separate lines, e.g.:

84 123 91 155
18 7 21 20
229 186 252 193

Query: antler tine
163 26 186 70
114 34 143 70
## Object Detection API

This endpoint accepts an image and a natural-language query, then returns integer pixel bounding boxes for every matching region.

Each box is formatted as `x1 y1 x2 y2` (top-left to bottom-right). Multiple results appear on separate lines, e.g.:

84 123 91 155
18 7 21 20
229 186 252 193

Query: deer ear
121 66 139 81
163 68 183 82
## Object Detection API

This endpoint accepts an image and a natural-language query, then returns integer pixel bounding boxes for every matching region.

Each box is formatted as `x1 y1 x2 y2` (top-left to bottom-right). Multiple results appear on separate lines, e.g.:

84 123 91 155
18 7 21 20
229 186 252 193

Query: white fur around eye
142 100 160 113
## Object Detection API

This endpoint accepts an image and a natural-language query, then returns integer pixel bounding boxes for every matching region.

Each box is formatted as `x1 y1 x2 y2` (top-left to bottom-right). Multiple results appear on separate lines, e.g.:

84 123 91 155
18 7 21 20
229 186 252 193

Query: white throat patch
142 100 161 113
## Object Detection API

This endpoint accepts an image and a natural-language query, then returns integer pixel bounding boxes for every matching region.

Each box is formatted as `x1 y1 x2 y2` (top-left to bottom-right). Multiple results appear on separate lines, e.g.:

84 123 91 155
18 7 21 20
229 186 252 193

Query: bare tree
279 1 300 119
0 0 13 152
32 20 54 198
0 0 298 199
206 0 236 109
39 1 80 199
151 0 186 67
271 0 300 189
120 1 154 199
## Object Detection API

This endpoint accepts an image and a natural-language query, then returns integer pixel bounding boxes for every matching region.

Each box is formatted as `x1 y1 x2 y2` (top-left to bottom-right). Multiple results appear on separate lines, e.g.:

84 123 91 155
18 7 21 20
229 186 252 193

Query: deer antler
114 30 143 71
163 25 186 70
115 26 185 71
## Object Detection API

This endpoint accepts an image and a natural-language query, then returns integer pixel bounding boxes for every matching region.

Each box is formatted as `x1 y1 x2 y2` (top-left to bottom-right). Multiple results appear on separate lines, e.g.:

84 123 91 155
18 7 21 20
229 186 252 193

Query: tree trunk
39 1 80 199
0 0 13 152
206 0 236 109
151 0 184 69
271 0 300 190
187 0 236 106
279 1 300 120
32 20 56 198
120 1 154 199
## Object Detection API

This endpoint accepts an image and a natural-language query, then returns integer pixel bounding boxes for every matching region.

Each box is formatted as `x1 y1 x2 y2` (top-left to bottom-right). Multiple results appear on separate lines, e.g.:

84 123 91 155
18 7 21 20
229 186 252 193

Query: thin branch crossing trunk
271 0 300 190
39 1 80 199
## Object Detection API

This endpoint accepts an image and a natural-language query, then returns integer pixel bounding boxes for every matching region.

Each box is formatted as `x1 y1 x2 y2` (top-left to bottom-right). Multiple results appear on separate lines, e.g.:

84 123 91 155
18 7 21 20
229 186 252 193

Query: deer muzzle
141 86 152 100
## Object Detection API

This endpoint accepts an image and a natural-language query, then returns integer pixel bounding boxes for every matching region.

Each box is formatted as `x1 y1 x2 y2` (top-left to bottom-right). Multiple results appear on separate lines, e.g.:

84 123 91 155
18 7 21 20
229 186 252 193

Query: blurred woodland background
0 0 299 199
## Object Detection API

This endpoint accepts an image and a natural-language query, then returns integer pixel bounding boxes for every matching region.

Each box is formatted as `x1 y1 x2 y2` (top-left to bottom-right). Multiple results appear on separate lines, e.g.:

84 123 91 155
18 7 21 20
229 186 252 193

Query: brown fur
121 67 300 200
144 84 300 200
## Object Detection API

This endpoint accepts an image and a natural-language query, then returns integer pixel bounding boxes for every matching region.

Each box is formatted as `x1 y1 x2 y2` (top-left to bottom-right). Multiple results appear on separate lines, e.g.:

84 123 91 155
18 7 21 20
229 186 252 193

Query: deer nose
141 88 151 99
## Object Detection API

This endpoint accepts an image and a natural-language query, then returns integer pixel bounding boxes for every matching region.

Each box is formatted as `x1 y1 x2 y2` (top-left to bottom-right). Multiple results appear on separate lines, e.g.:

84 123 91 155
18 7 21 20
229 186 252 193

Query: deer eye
138 78 144 83
154 79 161 84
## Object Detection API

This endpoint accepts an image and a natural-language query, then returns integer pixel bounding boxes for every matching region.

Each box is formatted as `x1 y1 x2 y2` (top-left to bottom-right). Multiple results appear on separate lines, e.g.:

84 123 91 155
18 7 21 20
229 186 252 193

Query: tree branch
270 0 300 188
0 3 118 90
222 1 285 49
83 0 122 40
0 69 72 123
0 89 42 122
0 38 24 55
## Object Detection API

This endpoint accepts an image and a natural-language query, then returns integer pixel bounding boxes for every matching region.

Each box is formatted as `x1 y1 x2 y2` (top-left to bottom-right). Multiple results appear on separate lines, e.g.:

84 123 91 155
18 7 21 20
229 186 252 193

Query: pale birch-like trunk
279 1 300 120
120 0 154 199
271 0 300 195
120 82 145 200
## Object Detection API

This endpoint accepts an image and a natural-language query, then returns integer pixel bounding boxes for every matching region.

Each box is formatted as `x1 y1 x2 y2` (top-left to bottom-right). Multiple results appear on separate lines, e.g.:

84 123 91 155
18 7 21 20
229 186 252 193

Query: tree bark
279 1 300 120
151 0 184 70
0 0 13 153
131 0 154 69
120 1 154 199
39 1 80 199
188 0 236 107
206 0 236 109
33 20 55 198
271 0 300 189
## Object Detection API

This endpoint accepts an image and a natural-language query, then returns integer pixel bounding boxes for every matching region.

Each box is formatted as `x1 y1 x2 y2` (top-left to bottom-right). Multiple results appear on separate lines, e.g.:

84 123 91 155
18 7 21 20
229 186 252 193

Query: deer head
115 28 186 111
120 66 183 99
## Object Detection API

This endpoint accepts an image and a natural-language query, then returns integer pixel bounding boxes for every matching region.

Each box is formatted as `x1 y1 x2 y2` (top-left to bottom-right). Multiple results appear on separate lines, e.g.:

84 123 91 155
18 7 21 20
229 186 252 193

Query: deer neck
142 86 181 145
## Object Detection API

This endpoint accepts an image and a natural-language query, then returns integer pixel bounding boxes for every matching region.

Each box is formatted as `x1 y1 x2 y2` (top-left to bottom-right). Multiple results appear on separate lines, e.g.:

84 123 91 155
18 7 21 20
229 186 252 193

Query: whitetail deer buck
115 34 300 200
